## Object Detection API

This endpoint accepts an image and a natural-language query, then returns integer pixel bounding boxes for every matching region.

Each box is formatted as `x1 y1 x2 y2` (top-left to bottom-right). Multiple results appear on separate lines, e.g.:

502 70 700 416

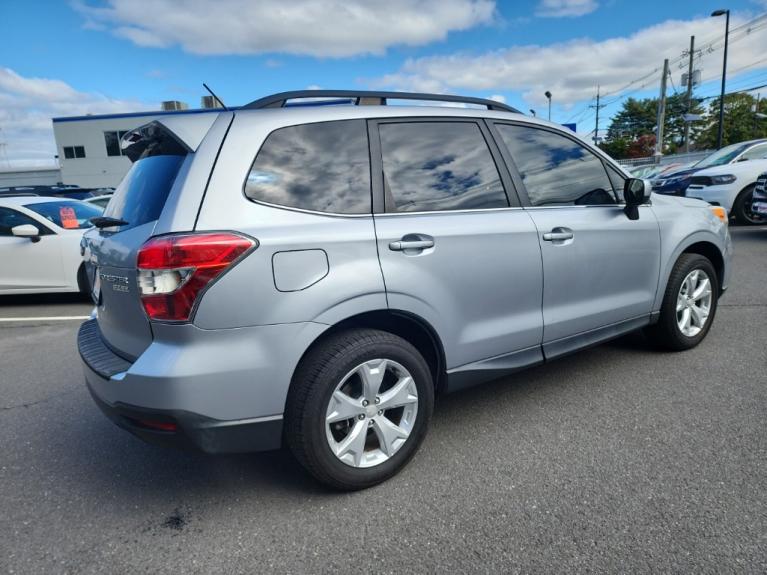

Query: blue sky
1 0 766 165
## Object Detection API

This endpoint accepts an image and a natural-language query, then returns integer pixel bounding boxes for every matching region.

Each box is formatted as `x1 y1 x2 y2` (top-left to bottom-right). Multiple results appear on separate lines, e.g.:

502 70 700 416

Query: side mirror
623 178 651 221
12 224 41 243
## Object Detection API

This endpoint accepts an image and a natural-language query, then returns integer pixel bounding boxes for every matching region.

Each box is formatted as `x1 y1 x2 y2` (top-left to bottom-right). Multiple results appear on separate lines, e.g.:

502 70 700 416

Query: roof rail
242 90 520 113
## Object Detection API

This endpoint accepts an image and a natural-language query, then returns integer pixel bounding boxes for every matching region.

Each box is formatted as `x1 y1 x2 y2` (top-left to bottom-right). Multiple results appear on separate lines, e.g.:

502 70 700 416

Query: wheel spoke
680 308 691 333
690 305 708 328
676 296 686 312
326 390 364 423
692 278 710 301
357 360 387 402
335 420 368 466
378 376 417 411
372 416 409 456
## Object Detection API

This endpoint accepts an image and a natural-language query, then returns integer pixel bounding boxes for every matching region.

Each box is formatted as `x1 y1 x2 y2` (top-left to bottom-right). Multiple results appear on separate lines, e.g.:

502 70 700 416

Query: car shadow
0 292 91 306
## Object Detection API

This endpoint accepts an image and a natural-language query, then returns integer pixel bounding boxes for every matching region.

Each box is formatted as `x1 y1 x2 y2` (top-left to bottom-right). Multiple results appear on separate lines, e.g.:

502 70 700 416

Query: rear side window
245 119 371 214
103 155 185 229
24 201 103 230
496 124 616 206
378 122 508 213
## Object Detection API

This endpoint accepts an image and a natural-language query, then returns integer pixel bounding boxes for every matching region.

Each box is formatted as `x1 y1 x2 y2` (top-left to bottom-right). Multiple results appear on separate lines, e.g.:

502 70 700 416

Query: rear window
24 201 103 230
244 119 371 214
103 155 185 229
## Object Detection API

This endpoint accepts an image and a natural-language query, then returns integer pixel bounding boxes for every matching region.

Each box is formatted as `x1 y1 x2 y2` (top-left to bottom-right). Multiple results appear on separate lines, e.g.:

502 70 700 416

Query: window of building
378 121 508 213
104 131 130 157
496 124 616 206
63 146 86 159
244 119 371 214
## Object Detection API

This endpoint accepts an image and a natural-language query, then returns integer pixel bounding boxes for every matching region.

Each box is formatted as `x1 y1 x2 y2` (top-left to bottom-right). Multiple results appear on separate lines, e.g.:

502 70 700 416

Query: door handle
389 236 435 251
542 228 574 242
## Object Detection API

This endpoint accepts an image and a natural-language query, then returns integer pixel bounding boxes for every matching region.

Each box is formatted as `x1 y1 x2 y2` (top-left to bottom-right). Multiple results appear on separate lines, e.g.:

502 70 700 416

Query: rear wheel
76 264 90 294
645 254 718 351
285 328 434 490
732 185 763 225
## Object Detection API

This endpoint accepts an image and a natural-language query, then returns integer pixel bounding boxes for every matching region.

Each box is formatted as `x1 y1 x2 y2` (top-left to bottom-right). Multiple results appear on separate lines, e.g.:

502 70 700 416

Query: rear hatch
83 121 197 359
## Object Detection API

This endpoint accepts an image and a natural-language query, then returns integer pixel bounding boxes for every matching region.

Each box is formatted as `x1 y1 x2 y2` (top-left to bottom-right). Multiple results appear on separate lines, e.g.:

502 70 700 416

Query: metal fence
615 150 712 169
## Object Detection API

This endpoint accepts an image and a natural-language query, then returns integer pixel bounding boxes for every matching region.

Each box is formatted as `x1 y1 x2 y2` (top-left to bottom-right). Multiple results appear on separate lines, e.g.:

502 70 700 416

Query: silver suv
78 90 732 490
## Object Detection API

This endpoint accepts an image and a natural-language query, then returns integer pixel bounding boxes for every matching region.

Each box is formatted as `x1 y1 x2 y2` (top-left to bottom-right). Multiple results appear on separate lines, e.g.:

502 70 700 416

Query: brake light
137 232 256 321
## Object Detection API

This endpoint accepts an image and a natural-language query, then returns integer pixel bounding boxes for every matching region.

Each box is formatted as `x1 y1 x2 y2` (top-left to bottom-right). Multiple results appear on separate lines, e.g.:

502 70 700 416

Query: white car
685 157 767 225
0 196 103 294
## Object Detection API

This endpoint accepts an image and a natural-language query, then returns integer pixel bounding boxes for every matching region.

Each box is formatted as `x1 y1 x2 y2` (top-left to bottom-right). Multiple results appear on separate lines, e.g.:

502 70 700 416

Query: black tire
644 254 718 351
285 328 434 491
76 264 90 294
732 185 762 226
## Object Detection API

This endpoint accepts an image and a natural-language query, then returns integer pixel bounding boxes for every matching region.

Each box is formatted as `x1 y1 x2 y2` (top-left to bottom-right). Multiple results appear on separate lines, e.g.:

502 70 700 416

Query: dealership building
52 97 223 188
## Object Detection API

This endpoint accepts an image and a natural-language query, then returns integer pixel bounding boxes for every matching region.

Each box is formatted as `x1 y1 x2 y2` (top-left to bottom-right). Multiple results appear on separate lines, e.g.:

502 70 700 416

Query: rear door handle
542 228 574 242
389 235 435 251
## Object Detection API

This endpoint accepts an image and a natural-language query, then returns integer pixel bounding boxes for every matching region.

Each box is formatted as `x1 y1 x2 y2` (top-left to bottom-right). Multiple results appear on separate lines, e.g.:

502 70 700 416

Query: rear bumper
78 318 328 453
85 375 283 453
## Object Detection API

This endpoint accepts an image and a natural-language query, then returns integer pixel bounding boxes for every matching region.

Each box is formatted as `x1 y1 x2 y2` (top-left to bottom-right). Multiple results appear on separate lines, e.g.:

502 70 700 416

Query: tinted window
25 201 103 230
379 122 508 212
103 154 185 229
245 120 371 214
0 207 51 236
63 147 75 159
497 124 615 206
740 143 767 161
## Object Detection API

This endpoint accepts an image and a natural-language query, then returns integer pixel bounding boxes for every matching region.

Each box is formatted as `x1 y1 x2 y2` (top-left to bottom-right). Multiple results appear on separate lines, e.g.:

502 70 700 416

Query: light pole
544 91 552 121
711 9 730 149
529 109 536 117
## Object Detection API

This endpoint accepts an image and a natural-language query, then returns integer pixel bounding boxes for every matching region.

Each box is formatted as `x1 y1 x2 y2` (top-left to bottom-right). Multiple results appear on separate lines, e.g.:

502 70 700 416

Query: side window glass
497 124 616 206
378 121 508 212
245 119 371 214
607 165 626 202
0 207 47 236
741 144 767 161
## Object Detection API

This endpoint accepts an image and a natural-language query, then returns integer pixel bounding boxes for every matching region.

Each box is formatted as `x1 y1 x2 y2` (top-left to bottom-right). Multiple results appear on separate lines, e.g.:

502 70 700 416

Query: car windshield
24 200 103 229
695 143 753 169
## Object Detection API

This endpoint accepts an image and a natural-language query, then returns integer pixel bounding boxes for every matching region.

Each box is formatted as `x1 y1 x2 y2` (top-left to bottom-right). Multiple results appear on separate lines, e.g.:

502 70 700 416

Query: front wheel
645 254 718 351
732 185 763 225
285 328 434 490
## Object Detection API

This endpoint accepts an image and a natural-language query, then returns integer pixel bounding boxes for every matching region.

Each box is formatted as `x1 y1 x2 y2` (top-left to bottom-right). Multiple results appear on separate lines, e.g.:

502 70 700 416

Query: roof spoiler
120 112 223 162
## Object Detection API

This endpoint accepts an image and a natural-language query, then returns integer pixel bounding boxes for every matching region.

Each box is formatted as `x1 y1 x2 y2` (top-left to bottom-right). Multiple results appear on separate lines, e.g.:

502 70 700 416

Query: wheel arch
289 309 448 406
655 235 726 311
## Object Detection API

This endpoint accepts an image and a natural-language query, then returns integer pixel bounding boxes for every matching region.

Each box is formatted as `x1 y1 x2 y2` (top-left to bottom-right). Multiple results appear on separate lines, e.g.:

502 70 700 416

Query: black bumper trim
77 319 132 379
86 381 283 454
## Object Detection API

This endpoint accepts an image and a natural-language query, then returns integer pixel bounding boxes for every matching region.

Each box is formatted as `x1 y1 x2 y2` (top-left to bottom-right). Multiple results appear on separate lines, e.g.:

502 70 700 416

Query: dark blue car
652 139 767 196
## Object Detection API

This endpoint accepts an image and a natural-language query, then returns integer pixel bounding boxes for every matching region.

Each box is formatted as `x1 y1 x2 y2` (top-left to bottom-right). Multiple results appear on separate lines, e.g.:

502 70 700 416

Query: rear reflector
137 232 256 321
135 419 178 432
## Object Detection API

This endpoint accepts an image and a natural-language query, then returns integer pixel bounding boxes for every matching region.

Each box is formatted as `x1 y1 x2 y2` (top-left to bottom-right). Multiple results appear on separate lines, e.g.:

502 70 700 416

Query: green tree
695 93 767 149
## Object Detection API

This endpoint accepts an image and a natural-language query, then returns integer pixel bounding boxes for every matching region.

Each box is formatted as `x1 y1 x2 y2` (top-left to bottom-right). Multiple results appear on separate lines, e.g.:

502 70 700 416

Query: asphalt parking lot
1 226 765 574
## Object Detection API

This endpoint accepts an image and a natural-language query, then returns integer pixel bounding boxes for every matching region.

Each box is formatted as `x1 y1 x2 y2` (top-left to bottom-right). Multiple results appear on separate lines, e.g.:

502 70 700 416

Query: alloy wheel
676 269 713 337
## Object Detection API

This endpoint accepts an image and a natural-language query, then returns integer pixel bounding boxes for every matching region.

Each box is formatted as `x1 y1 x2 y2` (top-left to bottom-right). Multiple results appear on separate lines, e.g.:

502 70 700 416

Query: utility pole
684 36 695 153
711 9 730 149
754 93 761 137
654 58 669 161
590 85 606 146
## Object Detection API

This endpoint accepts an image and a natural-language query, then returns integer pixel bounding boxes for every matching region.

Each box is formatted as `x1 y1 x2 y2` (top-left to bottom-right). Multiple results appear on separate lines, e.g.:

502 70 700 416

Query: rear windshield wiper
90 216 129 228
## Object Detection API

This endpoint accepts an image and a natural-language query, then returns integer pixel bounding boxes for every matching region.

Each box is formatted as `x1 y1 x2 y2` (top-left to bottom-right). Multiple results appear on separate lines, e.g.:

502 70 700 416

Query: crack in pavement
1 389 77 412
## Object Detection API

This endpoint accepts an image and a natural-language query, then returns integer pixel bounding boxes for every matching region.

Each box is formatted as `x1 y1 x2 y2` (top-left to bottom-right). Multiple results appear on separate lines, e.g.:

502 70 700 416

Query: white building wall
52 110 220 188
0 167 62 187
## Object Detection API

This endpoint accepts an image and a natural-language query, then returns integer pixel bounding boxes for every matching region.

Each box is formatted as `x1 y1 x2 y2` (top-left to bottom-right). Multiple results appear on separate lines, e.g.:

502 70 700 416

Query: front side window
496 124 615 206
24 201 103 230
244 119 371 214
378 121 508 213
740 143 767 161
0 207 50 236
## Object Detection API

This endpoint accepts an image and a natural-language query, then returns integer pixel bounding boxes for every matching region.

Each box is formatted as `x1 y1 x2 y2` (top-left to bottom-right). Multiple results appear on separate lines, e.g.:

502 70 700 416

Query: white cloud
372 14 767 107
0 68 151 165
74 0 496 58
536 0 598 18
488 94 506 103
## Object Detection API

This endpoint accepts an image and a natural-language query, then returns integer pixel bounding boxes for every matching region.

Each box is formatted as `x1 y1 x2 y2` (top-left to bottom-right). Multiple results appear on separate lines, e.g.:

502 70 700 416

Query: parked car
751 171 767 219
78 90 732 490
684 157 767 224
0 185 100 201
0 196 103 294
652 139 767 197
85 194 113 209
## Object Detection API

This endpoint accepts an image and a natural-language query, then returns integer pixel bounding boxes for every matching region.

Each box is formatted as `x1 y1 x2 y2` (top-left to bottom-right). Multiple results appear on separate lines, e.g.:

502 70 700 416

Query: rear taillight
137 232 256 322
